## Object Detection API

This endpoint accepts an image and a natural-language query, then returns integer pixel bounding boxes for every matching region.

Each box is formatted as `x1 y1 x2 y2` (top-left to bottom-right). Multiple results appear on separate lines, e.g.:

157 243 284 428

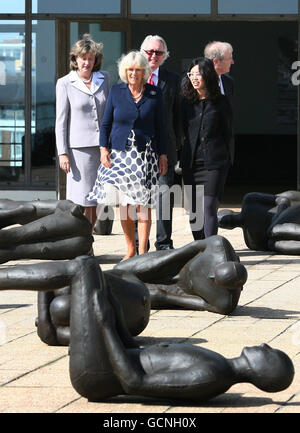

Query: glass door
0 20 25 184
70 22 126 85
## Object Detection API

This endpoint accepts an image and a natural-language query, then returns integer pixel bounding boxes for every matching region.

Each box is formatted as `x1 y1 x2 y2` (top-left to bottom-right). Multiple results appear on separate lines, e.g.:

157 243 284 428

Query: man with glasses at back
140 35 182 251
204 41 235 165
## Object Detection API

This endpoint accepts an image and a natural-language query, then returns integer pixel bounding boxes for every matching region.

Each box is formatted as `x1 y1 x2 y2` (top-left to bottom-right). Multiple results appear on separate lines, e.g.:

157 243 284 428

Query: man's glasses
143 49 165 57
187 72 201 78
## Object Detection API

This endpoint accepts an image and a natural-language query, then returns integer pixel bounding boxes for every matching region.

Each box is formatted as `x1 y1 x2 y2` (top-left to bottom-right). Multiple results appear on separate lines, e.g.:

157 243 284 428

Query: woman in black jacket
181 57 232 239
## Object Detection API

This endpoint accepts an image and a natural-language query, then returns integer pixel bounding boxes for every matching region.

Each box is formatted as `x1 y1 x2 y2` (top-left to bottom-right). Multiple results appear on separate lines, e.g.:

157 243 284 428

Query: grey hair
204 41 233 60
118 50 151 84
140 34 170 64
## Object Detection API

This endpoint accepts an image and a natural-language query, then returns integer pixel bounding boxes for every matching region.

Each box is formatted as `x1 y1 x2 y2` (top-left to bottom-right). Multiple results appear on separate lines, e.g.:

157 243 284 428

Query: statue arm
107 289 139 348
149 286 218 312
115 240 207 283
93 287 145 393
0 261 76 291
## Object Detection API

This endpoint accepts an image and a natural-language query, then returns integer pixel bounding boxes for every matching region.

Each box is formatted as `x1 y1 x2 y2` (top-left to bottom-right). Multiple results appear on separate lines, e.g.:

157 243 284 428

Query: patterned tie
219 76 225 95
148 73 155 85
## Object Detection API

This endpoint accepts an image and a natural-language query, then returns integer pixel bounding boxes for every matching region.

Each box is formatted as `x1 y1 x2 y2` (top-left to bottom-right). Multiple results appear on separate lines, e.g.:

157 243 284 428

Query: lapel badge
150 90 156 95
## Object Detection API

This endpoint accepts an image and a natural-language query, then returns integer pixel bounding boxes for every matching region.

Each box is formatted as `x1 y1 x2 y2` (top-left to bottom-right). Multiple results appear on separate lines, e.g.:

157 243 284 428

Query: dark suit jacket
220 74 235 164
181 95 232 170
157 68 182 166
100 82 166 155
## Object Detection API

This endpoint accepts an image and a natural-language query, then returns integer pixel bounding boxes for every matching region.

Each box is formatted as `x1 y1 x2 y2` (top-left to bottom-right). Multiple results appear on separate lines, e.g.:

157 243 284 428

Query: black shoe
156 245 174 251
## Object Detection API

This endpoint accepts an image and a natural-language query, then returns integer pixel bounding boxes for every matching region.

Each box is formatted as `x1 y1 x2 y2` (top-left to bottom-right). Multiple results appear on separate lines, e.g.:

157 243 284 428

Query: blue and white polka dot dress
87 130 159 208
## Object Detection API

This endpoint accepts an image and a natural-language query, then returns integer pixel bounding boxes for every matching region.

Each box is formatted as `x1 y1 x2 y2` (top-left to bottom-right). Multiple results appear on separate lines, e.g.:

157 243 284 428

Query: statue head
241 344 294 392
218 210 241 229
214 261 248 289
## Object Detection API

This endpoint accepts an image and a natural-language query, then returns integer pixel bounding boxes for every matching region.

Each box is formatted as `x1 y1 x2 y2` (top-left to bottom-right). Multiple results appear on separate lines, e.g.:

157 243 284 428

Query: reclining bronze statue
218 192 300 254
0 255 294 402
35 236 247 346
115 235 247 315
0 199 93 263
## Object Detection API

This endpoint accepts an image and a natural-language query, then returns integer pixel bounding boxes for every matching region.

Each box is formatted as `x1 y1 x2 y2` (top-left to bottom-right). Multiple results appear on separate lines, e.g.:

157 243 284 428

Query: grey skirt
66 146 100 207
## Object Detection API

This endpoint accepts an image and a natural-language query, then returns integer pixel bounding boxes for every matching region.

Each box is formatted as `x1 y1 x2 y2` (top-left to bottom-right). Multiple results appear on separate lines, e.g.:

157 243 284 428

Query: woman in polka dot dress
87 51 167 260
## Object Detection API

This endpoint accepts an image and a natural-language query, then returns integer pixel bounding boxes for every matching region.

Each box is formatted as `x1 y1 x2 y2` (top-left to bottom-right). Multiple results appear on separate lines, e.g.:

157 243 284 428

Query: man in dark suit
204 41 235 164
140 35 182 250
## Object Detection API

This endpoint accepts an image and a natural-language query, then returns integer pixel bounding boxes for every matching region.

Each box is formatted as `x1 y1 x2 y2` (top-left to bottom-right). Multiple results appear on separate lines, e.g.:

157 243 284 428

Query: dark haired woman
181 57 232 239
55 34 109 230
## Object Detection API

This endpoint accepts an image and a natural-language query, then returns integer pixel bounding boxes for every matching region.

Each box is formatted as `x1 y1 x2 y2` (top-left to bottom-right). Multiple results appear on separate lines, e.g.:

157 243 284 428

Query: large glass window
31 21 56 185
32 0 120 14
218 0 298 14
0 21 25 184
0 2 25 13
131 0 210 14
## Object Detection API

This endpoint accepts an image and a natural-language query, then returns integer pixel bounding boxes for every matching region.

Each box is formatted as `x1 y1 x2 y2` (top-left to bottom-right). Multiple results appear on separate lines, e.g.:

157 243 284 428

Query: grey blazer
55 70 109 156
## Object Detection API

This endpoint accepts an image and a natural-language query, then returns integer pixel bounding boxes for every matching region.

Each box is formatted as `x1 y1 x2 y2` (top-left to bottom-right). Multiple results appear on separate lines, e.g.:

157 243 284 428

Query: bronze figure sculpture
115 235 247 315
0 255 294 402
218 192 300 254
36 235 247 346
0 199 93 263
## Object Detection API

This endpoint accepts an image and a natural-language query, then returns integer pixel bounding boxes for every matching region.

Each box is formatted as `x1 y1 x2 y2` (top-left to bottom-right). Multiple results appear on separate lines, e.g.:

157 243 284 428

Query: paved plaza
0 203 300 414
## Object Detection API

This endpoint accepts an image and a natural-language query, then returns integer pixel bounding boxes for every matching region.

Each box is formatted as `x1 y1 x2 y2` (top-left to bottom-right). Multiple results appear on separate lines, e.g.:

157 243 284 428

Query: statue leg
268 223 300 254
0 205 91 247
0 203 36 228
269 223 300 241
0 236 93 264
36 291 59 346
269 239 300 255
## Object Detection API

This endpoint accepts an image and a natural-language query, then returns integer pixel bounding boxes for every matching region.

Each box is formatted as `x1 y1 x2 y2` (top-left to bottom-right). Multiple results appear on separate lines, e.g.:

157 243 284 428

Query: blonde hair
69 34 103 71
118 50 151 84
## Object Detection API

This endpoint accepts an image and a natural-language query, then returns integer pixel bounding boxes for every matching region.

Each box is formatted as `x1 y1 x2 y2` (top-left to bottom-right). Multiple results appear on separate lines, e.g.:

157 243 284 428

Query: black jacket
158 68 183 166
181 94 232 170
221 74 235 164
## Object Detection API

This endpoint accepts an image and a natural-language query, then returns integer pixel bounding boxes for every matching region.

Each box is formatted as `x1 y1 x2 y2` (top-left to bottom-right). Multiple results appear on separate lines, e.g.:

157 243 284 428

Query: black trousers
183 161 229 239
154 164 176 250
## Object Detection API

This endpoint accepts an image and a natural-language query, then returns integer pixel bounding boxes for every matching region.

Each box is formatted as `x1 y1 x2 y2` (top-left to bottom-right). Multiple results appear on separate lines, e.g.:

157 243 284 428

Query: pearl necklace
82 76 92 84
77 72 93 84
130 86 144 100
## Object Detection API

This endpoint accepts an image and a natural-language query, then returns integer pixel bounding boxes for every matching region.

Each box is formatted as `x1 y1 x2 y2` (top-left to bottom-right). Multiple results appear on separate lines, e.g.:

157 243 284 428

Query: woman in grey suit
55 34 109 230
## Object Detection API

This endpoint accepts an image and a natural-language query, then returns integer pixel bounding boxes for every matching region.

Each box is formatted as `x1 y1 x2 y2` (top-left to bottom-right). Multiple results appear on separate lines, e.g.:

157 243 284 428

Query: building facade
0 0 299 200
